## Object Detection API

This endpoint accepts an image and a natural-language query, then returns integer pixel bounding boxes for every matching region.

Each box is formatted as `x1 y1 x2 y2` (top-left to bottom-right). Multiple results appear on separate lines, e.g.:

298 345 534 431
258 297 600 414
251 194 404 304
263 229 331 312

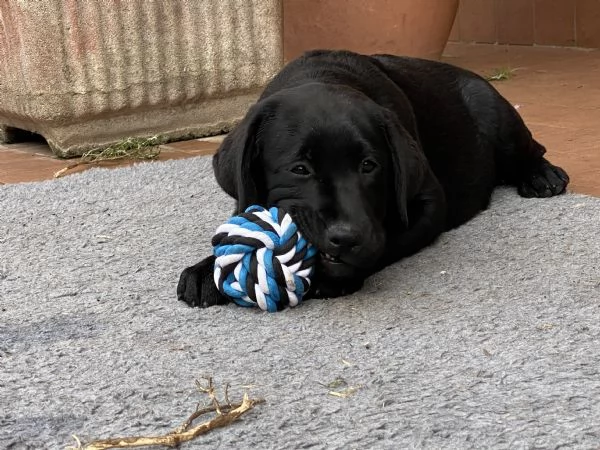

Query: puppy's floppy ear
381 109 429 227
213 101 271 212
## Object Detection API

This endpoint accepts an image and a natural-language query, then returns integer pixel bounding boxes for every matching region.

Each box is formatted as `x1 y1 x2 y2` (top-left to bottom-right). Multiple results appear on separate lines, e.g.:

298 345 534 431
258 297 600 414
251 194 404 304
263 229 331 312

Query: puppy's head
224 83 426 283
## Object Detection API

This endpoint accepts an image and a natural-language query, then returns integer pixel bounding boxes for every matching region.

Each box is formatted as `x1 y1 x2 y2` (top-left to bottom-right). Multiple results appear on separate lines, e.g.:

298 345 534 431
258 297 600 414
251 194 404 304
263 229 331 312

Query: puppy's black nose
326 224 360 252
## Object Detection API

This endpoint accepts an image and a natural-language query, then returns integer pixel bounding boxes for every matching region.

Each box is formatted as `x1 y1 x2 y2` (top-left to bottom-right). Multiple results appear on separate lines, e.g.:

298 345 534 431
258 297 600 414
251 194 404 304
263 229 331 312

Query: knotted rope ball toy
212 205 317 312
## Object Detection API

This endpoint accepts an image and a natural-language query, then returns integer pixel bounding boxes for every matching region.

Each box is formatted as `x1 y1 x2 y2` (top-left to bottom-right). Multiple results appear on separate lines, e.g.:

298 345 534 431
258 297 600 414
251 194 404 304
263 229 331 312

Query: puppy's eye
361 159 377 174
291 164 310 175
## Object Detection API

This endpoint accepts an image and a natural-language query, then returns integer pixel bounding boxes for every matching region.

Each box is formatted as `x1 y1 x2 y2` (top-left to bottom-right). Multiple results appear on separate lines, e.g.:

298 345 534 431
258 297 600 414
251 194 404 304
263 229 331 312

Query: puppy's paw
518 159 569 198
177 256 229 308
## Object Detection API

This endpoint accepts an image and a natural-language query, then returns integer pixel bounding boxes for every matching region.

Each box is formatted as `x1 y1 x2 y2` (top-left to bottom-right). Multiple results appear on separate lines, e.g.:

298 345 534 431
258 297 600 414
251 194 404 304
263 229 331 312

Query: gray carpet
1 156 599 450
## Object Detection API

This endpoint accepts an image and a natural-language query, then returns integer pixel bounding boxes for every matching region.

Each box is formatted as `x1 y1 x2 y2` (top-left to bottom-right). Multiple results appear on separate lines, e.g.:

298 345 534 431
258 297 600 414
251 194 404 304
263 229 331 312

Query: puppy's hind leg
493 107 569 198
517 148 570 198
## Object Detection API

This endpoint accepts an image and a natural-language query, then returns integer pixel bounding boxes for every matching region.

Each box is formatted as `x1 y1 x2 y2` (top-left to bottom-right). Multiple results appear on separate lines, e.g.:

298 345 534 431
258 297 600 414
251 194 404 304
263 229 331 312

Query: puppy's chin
310 254 368 299
317 253 364 280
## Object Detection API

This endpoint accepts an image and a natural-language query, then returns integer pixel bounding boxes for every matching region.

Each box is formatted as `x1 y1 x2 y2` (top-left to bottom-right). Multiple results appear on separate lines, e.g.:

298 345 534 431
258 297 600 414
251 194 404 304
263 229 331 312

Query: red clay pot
283 0 459 61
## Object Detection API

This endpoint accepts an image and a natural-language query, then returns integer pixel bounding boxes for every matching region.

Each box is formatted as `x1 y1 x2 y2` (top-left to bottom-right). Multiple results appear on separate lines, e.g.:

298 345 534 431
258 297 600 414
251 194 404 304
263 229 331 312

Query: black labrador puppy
178 49 569 308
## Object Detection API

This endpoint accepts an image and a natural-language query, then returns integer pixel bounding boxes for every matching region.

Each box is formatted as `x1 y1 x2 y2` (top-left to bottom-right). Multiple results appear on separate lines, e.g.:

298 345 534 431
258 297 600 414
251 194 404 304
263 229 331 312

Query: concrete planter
0 1 282 157
283 0 459 61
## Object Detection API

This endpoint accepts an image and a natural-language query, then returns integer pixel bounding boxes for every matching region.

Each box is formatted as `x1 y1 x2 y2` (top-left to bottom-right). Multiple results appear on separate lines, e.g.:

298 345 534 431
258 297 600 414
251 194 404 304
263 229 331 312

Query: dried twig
224 383 232 406
486 66 517 82
328 386 361 398
196 377 223 415
318 377 362 399
68 377 264 450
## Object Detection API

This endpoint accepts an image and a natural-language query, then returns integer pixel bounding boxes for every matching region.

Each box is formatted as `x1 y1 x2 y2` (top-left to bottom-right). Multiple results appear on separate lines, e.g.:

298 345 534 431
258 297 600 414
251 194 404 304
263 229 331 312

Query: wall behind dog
450 0 600 49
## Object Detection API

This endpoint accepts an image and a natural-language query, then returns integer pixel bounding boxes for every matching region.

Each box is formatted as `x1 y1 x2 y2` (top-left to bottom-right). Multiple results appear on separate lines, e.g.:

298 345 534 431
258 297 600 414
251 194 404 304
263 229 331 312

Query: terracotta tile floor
443 43 600 197
0 137 223 185
0 43 598 196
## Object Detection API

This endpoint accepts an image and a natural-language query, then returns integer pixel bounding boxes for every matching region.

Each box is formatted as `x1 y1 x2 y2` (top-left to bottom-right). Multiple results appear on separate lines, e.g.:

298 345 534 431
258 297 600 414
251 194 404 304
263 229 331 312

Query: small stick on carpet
67 377 264 450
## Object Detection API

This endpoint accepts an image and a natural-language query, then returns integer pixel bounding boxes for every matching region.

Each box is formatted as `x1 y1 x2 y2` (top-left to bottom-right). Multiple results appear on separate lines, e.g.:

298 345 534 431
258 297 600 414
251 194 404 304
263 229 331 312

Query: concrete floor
0 43 598 196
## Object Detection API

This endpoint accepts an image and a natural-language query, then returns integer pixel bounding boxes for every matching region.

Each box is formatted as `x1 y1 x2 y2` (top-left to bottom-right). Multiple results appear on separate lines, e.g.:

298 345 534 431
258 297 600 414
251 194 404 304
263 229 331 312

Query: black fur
178 50 569 308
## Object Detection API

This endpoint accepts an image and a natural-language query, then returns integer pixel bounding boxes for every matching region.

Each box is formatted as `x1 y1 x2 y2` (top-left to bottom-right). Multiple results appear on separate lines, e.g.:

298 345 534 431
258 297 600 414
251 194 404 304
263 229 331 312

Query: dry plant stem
172 401 240 434
54 163 83 178
173 377 231 434
54 138 161 178
196 377 222 415
80 394 265 450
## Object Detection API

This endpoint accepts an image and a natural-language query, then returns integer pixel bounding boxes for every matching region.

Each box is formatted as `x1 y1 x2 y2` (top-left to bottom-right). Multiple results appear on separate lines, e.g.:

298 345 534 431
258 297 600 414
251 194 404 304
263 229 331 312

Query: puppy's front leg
177 256 230 308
